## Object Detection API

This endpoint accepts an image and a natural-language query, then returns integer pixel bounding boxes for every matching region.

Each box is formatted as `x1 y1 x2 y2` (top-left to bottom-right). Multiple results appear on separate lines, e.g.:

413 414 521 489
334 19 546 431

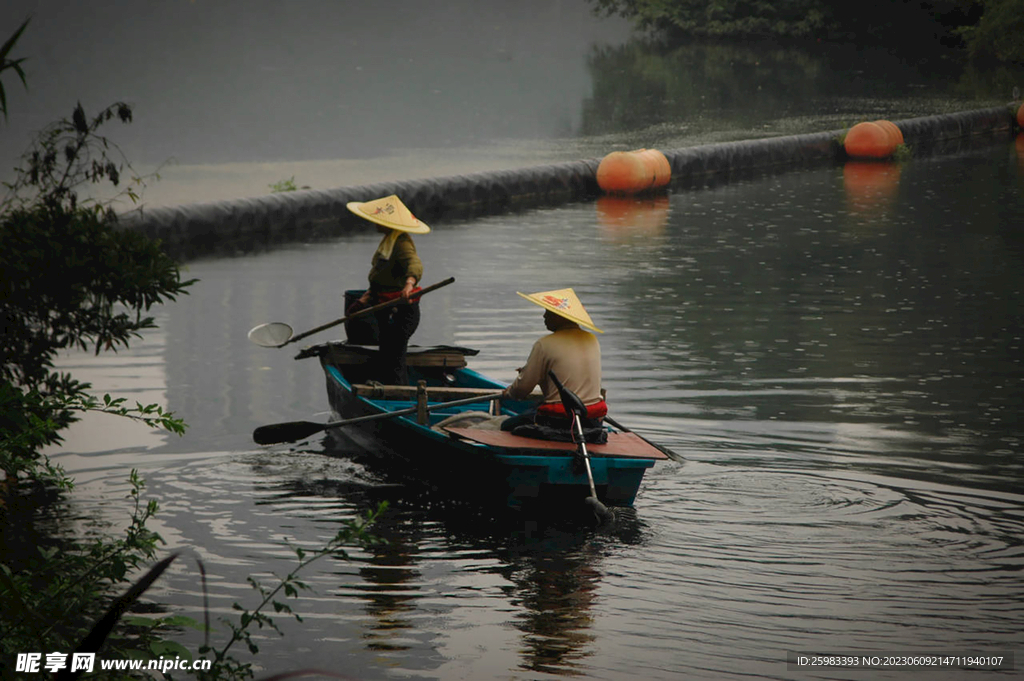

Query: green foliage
268 176 310 193
268 176 298 193
0 20 386 681
0 382 74 489
591 0 828 38
0 479 387 681
958 0 1024 63
588 0 1023 63
196 503 387 681
0 471 168 680
592 0 836 38
892 143 913 162
0 98 195 486
0 33 194 678
0 17 29 121
581 40 833 137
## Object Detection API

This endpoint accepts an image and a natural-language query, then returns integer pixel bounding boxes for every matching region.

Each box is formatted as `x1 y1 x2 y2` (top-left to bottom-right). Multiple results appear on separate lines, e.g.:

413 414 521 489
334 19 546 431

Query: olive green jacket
368 233 423 291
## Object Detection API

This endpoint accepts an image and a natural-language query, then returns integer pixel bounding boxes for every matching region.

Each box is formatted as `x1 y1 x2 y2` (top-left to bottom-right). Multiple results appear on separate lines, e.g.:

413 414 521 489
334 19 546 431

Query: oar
548 371 614 524
253 390 505 445
603 415 684 463
248 277 455 348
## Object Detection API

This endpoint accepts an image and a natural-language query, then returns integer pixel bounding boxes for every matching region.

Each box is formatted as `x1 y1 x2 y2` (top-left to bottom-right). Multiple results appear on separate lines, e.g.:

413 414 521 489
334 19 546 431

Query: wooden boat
295 342 671 511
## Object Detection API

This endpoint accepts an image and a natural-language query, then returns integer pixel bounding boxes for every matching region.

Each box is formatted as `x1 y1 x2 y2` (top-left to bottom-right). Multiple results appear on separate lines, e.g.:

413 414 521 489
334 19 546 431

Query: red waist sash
373 286 422 304
536 399 607 419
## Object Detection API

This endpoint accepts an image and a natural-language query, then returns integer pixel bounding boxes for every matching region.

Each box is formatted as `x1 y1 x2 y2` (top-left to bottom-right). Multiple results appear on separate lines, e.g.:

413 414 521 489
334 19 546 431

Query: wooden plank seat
353 382 543 425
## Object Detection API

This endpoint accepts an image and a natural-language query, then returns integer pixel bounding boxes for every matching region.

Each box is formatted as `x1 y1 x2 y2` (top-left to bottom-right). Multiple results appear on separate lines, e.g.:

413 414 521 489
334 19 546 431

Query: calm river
45 138 1024 680
13 1 1023 678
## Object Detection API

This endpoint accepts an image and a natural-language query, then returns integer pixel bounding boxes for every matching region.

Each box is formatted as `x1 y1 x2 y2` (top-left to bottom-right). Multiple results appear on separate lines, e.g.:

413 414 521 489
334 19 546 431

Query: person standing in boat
500 288 607 442
345 194 429 386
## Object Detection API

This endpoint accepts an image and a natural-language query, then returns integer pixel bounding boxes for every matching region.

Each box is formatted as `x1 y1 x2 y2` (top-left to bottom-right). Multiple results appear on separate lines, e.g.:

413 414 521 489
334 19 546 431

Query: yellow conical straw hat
516 288 604 333
346 194 430 234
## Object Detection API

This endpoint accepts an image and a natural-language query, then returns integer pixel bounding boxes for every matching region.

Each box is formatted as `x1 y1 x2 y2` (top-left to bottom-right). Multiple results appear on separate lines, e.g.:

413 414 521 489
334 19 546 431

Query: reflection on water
507 544 600 675
842 161 902 216
595 195 671 242
41 140 1024 679
124 450 1020 680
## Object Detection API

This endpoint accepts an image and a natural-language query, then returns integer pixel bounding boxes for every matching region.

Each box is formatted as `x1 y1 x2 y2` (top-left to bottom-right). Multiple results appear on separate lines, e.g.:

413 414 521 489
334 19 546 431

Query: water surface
45 139 1024 679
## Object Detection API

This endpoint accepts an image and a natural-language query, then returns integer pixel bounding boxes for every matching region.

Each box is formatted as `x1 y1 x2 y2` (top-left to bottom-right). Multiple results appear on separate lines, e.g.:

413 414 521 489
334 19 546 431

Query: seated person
500 288 607 443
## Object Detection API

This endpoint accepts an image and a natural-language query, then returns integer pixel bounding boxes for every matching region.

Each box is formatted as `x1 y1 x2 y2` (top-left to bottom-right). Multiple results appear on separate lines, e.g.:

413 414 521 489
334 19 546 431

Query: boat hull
312 343 664 510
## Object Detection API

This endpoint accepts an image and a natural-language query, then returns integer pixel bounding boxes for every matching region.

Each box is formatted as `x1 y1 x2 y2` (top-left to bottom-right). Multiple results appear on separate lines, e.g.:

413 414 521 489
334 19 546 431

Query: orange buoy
635 149 671 187
597 152 646 193
873 119 904 147
844 122 895 159
597 148 671 194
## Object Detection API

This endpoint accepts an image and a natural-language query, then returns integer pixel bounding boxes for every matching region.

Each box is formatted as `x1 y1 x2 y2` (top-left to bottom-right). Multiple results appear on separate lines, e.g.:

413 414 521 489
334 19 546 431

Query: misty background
2 1 632 206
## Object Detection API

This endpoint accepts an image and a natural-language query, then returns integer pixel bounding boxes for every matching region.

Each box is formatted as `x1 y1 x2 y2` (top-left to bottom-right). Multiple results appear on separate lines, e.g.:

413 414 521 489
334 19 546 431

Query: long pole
253 390 506 445
288 276 455 345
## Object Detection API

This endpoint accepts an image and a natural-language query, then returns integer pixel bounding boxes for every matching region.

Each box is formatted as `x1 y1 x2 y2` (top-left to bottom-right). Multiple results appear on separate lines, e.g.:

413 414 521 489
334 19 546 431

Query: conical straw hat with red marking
346 194 430 234
516 288 603 333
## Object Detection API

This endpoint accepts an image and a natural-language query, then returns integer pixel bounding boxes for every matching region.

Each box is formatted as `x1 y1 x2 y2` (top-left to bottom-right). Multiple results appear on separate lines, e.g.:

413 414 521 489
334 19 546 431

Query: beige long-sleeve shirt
506 327 602 404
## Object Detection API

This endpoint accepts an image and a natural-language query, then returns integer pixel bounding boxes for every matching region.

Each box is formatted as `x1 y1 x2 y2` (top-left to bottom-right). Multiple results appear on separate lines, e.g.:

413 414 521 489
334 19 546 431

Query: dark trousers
500 408 606 443
373 302 420 385
500 407 538 432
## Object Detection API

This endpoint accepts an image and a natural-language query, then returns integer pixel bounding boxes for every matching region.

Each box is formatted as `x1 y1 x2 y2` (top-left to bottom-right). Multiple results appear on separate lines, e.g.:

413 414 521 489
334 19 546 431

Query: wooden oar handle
287 276 455 345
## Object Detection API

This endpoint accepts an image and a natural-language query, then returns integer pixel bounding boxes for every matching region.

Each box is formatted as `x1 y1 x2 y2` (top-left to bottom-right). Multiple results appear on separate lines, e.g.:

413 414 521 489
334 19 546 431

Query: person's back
501 288 607 442
508 326 602 405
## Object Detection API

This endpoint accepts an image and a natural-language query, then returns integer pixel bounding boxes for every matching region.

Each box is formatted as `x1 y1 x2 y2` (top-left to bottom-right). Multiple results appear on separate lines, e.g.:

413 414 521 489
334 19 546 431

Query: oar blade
253 420 326 445
248 322 294 348
584 495 614 525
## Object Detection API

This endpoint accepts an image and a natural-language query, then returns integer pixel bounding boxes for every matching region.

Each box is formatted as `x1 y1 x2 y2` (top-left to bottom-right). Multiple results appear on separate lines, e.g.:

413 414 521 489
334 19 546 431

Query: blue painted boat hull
315 345 660 510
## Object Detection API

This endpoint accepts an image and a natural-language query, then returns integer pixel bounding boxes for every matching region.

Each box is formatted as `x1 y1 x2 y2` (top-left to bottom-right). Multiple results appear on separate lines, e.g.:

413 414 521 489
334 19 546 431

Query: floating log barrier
120 105 1017 260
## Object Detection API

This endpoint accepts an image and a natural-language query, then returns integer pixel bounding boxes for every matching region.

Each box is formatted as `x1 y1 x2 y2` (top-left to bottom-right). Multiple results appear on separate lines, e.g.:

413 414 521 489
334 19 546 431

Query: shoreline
121 105 1020 261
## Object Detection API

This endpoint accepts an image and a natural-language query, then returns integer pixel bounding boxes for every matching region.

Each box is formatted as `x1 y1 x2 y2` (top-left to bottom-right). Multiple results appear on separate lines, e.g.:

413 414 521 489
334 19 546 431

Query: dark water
45 140 1024 679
